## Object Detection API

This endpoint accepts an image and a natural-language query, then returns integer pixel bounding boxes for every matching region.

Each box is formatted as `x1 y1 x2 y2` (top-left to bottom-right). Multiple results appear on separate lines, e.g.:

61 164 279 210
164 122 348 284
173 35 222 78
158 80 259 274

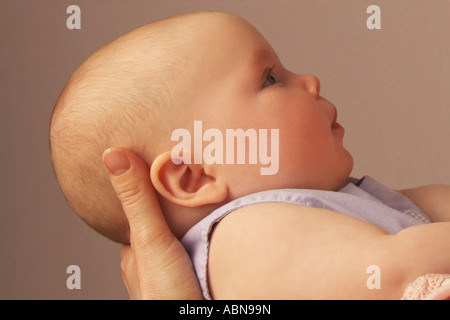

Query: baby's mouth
331 107 343 130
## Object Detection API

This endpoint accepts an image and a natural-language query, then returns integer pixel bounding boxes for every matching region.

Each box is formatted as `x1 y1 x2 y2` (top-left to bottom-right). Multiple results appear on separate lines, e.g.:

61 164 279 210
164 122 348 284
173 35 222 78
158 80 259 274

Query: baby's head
50 11 353 244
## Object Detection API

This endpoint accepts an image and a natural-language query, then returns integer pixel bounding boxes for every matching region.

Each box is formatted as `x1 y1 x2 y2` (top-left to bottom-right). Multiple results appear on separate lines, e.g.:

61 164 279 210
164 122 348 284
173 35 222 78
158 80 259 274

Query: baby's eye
263 68 278 87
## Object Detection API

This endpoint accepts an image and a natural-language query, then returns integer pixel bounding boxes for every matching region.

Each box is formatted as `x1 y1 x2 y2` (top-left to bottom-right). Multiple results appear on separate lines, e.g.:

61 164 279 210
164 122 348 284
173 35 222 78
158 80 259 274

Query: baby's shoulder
210 201 337 248
214 200 342 233
208 202 308 298
207 202 334 298
214 202 311 237
207 202 397 299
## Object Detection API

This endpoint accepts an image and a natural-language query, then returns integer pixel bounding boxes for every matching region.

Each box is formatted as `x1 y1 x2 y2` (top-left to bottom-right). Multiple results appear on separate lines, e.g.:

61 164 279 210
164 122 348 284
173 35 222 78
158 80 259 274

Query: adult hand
102 147 203 300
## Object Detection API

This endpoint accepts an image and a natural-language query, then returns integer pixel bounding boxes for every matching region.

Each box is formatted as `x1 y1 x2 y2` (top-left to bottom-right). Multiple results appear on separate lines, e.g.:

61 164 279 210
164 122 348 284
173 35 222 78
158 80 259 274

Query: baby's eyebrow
246 47 274 80
247 47 272 69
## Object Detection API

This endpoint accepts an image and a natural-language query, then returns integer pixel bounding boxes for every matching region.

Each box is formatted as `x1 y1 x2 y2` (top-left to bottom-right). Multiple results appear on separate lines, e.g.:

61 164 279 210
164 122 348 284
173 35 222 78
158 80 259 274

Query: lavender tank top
181 176 430 299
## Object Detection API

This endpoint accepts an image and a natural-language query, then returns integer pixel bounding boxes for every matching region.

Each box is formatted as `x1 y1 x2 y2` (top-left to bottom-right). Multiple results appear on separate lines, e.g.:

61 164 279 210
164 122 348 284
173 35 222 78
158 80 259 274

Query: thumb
102 147 173 249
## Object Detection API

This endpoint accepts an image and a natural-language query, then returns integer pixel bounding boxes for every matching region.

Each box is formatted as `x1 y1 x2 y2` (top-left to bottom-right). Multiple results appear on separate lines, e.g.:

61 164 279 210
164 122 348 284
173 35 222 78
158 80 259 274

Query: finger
119 245 132 271
103 147 174 249
119 245 133 298
120 267 130 295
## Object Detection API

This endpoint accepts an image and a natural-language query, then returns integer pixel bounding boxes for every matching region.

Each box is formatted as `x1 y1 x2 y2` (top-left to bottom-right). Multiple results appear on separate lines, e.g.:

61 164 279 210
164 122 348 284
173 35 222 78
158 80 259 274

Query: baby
50 11 450 299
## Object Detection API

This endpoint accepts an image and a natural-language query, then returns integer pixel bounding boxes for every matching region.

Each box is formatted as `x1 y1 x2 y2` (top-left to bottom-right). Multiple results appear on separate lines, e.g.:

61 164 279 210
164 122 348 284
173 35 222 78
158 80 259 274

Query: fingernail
103 149 130 176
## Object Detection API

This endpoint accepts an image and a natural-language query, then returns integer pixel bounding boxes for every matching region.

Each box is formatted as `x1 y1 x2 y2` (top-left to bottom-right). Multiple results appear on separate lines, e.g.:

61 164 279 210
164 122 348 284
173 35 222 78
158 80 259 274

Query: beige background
1 0 449 299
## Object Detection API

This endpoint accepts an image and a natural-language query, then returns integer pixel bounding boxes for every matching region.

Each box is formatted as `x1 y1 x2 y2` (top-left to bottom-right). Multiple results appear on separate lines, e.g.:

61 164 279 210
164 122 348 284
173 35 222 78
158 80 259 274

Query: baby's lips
330 104 339 127
330 105 344 130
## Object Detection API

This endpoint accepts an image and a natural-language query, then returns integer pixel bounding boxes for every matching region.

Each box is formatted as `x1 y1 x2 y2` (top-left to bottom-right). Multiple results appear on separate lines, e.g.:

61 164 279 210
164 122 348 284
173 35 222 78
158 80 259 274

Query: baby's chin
319 166 354 191
332 177 351 191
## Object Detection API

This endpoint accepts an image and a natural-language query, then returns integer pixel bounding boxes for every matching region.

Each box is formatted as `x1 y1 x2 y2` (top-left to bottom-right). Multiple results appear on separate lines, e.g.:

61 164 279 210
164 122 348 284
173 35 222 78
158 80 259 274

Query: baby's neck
159 195 227 240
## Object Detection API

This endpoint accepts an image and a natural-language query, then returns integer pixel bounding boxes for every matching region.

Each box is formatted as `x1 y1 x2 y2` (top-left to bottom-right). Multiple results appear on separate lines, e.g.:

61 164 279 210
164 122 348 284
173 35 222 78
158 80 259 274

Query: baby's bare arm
401 185 450 222
208 202 450 299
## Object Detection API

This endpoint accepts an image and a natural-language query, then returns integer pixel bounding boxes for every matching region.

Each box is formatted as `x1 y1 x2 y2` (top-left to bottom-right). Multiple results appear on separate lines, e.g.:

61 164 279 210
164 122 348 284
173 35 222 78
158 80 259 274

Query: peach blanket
401 274 450 300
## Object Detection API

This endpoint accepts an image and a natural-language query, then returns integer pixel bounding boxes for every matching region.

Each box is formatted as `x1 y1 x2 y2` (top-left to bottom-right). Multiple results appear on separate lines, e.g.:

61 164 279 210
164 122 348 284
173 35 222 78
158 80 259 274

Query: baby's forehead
166 14 274 70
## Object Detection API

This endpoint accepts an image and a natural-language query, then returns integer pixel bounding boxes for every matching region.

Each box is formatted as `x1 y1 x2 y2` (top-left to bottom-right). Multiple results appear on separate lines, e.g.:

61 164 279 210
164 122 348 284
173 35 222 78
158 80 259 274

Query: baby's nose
300 74 321 98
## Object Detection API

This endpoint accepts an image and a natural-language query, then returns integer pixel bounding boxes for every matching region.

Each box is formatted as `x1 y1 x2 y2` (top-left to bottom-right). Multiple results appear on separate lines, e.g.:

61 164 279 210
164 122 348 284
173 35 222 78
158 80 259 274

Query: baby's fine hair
50 12 213 243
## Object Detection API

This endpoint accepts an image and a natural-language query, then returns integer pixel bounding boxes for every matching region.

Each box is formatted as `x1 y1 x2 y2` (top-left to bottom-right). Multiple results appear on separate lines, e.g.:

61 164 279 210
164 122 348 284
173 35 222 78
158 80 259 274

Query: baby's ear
150 151 227 207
